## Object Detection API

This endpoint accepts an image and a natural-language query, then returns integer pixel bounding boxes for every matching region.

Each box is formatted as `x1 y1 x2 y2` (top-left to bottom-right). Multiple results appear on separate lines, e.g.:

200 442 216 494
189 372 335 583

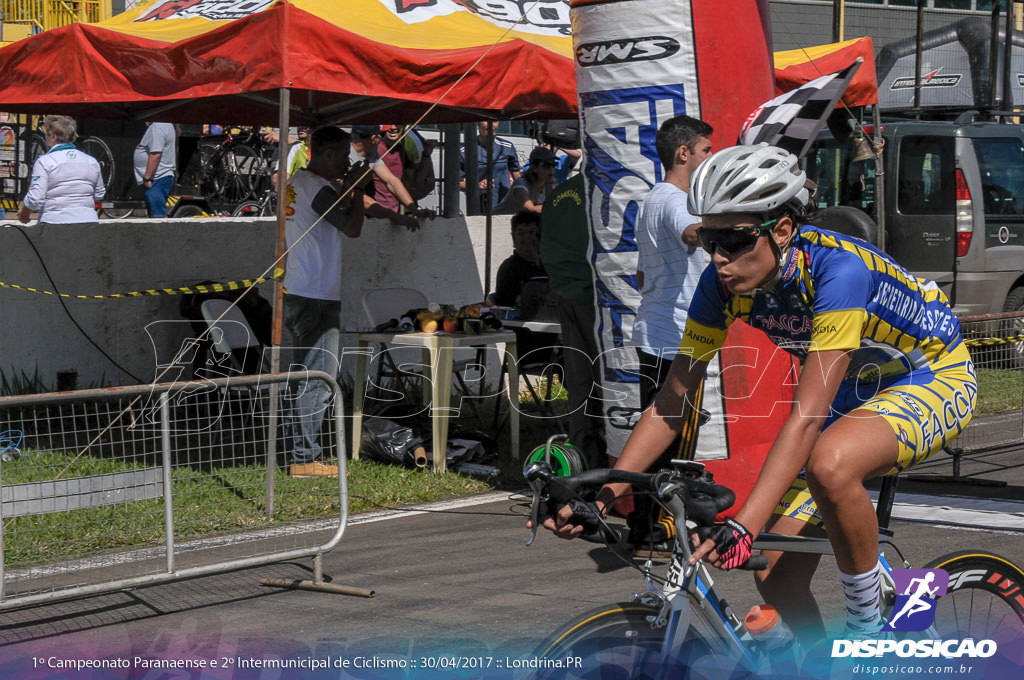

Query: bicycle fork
632 556 761 673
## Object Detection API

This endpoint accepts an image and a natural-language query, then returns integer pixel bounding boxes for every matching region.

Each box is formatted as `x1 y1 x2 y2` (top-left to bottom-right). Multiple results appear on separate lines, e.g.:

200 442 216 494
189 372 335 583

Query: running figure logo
884 568 949 631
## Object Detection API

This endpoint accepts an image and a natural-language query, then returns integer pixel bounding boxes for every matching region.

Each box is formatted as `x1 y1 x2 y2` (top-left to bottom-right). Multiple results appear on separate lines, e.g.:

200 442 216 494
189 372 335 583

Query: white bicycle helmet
687 144 810 217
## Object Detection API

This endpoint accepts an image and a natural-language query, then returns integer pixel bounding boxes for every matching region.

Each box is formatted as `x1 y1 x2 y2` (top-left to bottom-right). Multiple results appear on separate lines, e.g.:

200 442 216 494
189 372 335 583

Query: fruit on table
420 319 438 333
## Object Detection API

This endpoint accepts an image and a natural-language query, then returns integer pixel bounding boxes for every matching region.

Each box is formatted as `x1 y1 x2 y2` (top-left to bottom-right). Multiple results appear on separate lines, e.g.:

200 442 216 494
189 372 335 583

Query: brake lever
524 460 554 547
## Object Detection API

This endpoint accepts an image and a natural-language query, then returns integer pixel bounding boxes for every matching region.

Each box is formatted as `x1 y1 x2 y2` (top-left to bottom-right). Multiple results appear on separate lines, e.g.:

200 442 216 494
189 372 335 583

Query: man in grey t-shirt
133 122 176 217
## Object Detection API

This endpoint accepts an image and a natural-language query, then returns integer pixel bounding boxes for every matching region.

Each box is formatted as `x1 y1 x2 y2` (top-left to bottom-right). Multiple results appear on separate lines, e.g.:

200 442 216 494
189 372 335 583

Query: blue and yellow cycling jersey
679 226 963 378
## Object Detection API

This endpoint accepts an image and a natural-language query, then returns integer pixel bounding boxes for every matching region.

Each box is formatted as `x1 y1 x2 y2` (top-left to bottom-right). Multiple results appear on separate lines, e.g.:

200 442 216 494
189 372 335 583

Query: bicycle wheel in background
29 132 46 167
925 551 1024 643
77 136 115 193
259 192 278 217
214 143 257 203
194 141 219 196
532 602 738 679
231 200 261 217
77 136 134 218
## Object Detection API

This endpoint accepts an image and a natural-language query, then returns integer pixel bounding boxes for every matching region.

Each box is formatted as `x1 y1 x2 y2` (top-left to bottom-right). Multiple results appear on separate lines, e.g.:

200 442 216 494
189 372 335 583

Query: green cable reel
525 435 587 477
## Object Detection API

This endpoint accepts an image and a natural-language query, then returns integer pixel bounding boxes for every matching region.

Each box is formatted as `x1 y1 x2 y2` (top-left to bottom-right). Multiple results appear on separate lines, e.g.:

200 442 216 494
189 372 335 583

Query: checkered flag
740 60 862 159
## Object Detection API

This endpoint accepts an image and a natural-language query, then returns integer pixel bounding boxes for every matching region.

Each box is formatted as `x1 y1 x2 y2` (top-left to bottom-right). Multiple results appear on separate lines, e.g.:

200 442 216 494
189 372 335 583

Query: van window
973 137 1024 216
896 136 954 215
806 134 878 217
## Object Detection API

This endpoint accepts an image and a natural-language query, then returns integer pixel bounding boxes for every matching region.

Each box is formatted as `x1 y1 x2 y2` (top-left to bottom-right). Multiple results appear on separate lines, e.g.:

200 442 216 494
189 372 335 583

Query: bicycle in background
523 459 1024 678
195 127 272 203
231 188 278 217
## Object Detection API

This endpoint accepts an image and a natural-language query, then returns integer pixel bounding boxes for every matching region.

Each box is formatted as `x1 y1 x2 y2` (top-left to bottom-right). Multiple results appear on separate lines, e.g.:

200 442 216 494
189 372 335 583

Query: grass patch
976 367 1023 417
0 452 493 569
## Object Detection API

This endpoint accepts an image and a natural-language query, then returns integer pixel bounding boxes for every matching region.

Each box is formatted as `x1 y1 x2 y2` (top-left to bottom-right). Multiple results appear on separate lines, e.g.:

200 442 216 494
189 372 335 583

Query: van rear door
885 132 956 295
961 133 1024 313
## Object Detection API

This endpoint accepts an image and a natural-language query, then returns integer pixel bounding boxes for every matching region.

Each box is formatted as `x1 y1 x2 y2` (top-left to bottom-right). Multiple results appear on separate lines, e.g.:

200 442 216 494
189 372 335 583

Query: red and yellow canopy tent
775 36 878 107
0 1 877 126
0 0 578 124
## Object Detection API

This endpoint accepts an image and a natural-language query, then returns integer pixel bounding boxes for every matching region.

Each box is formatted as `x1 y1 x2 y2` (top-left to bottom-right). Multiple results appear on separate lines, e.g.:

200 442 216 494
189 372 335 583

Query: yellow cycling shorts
774 343 977 529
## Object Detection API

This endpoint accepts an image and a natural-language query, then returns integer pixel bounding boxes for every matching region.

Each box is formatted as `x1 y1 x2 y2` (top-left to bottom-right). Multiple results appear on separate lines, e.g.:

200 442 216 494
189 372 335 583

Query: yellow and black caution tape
0 268 284 300
965 334 1024 348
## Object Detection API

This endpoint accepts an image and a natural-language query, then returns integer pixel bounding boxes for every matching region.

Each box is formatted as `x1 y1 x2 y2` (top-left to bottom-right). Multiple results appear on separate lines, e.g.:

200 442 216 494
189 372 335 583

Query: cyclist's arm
542 352 708 538
690 347 851 566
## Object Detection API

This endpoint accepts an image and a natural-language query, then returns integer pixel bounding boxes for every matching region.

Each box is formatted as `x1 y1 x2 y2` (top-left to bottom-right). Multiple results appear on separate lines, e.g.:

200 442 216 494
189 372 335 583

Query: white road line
348 491 516 525
873 490 1024 532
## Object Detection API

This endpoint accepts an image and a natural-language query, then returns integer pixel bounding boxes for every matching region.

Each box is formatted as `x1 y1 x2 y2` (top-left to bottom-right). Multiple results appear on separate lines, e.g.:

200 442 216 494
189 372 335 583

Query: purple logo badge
885 569 949 632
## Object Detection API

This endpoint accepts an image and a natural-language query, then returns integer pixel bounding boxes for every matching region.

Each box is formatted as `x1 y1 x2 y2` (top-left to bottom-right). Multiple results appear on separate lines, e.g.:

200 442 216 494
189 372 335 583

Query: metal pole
267 87 291 520
484 126 495 298
872 105 886 253
915 0 925 113
464 123 479 213
160 392 175 575
442 123 461 218
1004 1 1014 115
991 0 1002 110
832 0 845 43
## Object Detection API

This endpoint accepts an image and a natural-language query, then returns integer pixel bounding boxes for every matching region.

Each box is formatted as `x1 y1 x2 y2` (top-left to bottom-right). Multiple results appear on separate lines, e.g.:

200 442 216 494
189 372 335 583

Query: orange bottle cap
744 604 780 635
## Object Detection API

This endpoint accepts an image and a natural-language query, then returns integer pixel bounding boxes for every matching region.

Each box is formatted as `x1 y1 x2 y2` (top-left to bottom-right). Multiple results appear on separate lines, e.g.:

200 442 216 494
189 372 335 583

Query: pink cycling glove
708 517 753 569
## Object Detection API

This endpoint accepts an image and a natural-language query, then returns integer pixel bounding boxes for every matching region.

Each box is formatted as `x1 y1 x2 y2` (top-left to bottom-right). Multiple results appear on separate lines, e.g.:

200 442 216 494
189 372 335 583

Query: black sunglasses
695 219 778 255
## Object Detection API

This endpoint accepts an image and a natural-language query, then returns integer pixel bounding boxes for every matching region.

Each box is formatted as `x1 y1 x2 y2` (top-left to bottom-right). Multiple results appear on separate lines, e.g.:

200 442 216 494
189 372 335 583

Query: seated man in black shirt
493 210 554 363
493 210 546 306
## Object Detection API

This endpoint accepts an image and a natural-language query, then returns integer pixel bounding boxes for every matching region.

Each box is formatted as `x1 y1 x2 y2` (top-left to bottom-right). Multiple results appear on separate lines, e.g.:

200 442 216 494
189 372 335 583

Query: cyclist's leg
804 345 977 634
756 512 827 646
805 412 898 574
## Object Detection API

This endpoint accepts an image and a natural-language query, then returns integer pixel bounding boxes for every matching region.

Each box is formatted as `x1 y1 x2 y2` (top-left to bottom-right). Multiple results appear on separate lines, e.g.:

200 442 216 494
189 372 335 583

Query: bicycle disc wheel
925 551 1024 643
533 603 744 680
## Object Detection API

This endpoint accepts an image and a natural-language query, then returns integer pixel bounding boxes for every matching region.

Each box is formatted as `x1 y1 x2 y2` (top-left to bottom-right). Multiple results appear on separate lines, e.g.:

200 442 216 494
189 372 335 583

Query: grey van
806 112 1024 318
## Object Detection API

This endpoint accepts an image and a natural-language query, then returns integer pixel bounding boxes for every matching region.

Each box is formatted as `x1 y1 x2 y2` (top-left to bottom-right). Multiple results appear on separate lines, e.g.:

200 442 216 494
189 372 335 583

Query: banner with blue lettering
571 0 790 503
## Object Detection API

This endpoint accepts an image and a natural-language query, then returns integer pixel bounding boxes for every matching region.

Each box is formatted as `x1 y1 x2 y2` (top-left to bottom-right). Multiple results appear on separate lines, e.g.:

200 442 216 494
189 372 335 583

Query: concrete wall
0 214 512 390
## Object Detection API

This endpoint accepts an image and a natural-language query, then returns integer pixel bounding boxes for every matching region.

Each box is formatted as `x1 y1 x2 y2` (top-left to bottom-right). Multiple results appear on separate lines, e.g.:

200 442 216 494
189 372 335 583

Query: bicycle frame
636 491 762 671
626 472 919 674
528 463 1024 678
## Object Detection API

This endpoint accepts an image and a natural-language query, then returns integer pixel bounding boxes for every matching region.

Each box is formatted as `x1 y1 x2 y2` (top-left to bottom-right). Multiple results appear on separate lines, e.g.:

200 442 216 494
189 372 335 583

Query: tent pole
272 88 290 357
266 87 291 519
484 129 494 299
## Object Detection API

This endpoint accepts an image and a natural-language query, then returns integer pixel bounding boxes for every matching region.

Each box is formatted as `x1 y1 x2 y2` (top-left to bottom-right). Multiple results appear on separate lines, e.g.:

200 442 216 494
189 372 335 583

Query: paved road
3 451 1024 680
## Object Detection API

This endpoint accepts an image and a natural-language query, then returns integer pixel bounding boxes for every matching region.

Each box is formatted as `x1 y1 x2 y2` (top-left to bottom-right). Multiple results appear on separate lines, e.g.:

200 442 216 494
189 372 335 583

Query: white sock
840 561 884 634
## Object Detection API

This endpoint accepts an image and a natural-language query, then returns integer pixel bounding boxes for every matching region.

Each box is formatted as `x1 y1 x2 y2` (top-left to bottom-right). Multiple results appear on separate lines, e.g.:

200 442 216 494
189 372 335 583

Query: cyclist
538 144 977 642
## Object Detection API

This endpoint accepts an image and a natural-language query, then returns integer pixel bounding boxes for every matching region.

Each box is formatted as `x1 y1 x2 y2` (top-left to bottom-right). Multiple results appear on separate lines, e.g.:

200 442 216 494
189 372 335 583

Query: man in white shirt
133 122 176 218
629 115 713 548
283 126 367 477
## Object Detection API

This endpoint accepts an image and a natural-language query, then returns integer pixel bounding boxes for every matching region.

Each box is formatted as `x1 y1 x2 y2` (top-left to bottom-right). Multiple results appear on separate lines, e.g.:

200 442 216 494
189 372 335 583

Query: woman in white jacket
18 115 104 224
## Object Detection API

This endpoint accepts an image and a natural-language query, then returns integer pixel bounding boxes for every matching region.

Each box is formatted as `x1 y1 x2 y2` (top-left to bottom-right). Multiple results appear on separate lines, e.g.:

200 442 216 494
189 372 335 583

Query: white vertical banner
572 0 708 455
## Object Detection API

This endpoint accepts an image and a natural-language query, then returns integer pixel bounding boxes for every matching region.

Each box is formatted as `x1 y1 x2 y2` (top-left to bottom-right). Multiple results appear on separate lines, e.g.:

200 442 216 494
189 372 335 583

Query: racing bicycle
231 188 278 217
523 459 1024 678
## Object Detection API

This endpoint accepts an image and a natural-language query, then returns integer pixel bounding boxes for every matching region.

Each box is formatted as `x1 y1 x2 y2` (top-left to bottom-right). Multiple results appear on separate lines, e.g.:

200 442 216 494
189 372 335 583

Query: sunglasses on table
695 219 778 255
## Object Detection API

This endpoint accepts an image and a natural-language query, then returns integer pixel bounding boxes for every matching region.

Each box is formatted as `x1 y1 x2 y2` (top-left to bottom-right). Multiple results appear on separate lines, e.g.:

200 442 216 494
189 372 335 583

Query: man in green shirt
539 173 606 468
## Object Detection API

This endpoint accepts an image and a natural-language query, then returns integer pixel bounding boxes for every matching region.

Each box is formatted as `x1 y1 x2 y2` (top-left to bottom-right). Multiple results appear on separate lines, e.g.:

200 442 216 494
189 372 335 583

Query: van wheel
1000 287 1024 368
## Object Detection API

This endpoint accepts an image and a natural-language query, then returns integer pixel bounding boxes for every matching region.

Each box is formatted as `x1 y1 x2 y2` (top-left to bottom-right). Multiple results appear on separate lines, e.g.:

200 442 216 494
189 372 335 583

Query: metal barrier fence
940 311 1024 481
0 371 350 609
